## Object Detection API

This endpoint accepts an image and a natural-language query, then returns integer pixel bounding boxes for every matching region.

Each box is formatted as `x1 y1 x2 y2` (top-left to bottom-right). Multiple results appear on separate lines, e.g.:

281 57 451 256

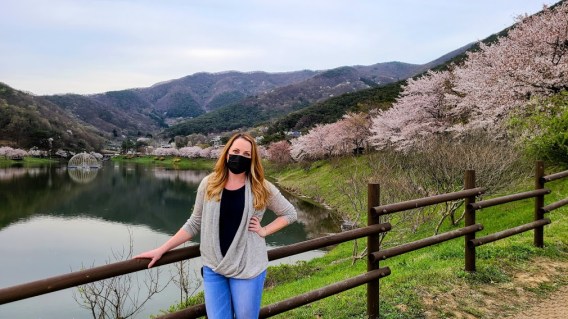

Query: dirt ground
420 257 568 319
505 285 568 319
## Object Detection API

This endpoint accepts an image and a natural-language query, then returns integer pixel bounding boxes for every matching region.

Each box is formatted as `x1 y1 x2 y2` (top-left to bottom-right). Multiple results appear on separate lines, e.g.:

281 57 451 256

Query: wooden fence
0 160 567 318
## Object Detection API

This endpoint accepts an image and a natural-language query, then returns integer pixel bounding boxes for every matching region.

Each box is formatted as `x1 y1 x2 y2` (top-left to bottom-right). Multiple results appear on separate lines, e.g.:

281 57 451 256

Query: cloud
0 0 560 94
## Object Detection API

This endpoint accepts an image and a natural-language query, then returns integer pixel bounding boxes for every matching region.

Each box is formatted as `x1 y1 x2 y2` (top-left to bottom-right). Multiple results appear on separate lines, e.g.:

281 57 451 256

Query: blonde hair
206 133 270 210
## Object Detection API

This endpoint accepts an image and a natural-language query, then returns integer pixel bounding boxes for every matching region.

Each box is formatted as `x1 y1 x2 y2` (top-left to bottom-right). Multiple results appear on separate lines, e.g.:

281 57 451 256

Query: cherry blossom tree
369 70 460 150
0 146 28 160
290 122 349 161
0 146 12 159
152 147 180 157
369 2 568 150
178 146 203 158
199 147 212 158
208 147 222 159
455 3 568 128
267 140 292 164
341 112 372 154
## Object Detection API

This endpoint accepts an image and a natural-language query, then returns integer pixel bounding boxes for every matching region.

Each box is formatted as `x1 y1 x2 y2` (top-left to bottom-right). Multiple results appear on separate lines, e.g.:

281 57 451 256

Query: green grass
261 157 568 318
157 155 568 318
0 157 59 167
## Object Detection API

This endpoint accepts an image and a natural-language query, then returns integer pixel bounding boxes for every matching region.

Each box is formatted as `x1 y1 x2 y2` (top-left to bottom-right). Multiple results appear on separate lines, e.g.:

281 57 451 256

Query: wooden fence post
464 170 477 272
367 183 381 319
534 160 545 248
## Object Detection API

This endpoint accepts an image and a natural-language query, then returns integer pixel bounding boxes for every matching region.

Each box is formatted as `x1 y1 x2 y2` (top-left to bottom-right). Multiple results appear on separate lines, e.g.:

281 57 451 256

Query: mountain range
1 42 474 151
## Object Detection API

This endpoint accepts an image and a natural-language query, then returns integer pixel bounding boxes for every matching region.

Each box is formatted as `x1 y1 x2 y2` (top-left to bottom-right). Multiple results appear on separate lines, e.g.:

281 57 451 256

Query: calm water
0 161 339 318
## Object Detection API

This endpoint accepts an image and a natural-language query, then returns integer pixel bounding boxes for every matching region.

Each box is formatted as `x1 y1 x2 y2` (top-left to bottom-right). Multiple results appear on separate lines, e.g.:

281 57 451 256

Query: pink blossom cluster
178 146 203 158
267 141 292 163
369 3 568 151
0 146 28 159
288 112 370 161
151 146 223 159
152 147 180 157
28 149 48 157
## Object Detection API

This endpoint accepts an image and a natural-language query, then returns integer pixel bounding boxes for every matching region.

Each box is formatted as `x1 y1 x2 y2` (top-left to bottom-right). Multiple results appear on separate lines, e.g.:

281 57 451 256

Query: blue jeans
203 266 267 319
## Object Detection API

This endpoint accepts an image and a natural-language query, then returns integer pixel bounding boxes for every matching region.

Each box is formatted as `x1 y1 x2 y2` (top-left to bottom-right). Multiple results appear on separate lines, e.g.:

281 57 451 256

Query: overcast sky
0 0 559 95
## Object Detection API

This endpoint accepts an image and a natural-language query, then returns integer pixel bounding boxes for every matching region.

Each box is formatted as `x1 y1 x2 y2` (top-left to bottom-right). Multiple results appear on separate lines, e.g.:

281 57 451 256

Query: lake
0 161 339 318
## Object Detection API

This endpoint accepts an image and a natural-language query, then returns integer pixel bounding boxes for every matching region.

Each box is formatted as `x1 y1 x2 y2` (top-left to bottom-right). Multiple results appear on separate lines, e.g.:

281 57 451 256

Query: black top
219 185 246 257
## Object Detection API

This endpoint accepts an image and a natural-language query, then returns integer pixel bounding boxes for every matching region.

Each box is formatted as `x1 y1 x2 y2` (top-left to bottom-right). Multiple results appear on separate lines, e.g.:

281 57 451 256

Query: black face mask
227 154 252 174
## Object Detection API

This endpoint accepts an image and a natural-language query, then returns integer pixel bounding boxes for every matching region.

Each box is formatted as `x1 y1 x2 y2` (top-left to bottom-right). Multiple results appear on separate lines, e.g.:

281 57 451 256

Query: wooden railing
0 160 566 318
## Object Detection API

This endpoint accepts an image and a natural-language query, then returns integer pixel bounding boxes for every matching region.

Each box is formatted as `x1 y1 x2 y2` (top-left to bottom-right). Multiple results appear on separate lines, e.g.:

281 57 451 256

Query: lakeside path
506 285 568 319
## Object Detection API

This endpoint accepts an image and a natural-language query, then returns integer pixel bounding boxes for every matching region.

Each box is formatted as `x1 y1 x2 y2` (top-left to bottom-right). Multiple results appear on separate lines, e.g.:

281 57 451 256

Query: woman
134 132 297 318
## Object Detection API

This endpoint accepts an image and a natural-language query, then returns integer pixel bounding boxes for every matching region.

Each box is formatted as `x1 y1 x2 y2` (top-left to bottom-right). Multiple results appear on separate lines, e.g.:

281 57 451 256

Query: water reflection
68 168 99 184
0 167 47 181
153 168 210 184
0 161 339 237
0 161 340 319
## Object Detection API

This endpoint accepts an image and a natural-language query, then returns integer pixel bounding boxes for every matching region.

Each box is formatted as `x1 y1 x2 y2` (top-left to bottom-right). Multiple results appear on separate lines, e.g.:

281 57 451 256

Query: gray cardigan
182 175 297 279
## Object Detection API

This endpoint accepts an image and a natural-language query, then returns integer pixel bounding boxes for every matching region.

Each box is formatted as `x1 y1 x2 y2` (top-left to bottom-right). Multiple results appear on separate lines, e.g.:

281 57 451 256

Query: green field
0 157 59 167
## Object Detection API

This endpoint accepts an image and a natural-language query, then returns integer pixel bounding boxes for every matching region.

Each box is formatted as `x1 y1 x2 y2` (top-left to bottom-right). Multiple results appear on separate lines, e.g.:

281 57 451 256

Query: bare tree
73 229 171 319
335 151 426 263
169 243 202 306
406 134 530 234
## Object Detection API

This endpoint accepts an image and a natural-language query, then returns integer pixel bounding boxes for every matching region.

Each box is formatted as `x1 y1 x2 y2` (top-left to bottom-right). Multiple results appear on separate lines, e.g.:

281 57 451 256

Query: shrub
509 91 568 166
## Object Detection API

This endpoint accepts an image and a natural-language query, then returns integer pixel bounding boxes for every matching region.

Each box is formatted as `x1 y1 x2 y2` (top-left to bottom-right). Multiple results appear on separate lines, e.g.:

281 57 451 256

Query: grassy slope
260 157 568 318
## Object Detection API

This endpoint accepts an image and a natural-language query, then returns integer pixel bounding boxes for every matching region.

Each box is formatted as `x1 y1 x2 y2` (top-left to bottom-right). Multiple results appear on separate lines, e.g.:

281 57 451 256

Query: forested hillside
163 63 427 137
262 82 402 143
45 91 167 138
0 83 105 151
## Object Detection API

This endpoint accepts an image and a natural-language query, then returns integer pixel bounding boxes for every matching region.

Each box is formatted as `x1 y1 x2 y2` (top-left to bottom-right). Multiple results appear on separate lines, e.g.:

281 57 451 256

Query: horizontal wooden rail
468 219 551 247
542 170 568 183
268 223 391 261
0 245 201 305
369 224 483 263
372 187 486 216
259 267 391 318
156 223 393 319
540 198 568 214
468 189 550 210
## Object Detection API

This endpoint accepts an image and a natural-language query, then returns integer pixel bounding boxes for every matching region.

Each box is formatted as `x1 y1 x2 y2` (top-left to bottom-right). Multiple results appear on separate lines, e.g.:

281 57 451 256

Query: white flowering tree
369 3 568 151
290 123 342 161
152 148 180 157
178 146 203 158
267 140 292 164
0 147 29 159
455 3 568 126
369 70 459 150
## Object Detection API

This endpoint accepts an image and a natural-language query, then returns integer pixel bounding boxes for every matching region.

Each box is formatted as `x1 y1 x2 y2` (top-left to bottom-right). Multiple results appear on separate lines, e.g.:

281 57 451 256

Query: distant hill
0 82 105 151
7 35 474 142
44 91 167 138
44 70 319 137
163 58 470 137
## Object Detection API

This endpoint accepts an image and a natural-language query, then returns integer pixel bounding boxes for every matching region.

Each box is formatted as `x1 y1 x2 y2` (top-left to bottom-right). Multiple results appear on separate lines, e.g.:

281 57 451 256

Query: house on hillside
286 131 301 138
